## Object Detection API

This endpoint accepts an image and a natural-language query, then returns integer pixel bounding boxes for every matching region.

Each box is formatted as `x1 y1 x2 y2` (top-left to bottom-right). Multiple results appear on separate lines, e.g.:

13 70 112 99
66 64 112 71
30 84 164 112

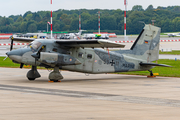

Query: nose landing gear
27 66 41 80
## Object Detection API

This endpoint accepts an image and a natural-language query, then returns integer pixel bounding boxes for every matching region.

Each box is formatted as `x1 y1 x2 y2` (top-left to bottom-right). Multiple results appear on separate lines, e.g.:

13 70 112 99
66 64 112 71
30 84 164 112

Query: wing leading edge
56 39 125 48
11 37 35 43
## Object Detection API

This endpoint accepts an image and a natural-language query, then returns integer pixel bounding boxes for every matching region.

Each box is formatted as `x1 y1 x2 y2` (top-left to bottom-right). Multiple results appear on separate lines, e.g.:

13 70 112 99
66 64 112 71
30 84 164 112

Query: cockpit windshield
31 41 42 51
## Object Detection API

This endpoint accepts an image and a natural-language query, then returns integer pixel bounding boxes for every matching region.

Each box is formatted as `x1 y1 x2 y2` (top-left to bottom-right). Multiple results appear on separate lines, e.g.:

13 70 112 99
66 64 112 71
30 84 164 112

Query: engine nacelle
39 52 81 66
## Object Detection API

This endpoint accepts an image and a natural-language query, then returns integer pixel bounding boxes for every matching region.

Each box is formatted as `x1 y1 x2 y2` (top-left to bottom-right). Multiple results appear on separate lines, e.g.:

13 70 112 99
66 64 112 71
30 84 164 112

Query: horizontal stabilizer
140 62 171 67
56 39 125 48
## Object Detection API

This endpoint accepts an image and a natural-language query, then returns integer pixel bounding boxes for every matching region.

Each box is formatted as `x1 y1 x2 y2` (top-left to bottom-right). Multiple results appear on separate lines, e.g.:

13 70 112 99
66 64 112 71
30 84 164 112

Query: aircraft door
75 48 94 73
83 49 94 73
75 48 85 71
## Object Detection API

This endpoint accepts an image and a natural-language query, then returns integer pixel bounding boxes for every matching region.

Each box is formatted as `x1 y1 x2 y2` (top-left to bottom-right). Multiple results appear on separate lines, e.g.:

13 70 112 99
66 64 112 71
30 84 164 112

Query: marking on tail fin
144 41 149 44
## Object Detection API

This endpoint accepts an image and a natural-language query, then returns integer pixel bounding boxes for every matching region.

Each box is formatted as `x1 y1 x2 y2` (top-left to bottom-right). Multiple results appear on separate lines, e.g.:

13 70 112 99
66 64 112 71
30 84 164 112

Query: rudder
130 24 161 62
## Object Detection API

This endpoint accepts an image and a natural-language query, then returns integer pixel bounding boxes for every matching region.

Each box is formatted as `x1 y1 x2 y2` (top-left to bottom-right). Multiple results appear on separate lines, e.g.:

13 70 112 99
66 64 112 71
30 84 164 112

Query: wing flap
56 39 125 48
140 62 171 67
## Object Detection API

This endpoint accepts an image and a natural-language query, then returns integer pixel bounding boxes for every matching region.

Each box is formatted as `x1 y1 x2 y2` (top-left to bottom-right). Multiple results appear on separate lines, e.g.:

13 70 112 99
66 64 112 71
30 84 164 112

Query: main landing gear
48 67 63 82
27 66 41 80
26 66 63 82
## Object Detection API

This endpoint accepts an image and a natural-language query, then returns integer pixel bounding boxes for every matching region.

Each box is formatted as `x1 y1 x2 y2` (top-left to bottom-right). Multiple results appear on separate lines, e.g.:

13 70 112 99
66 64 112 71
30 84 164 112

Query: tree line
1 5 180 35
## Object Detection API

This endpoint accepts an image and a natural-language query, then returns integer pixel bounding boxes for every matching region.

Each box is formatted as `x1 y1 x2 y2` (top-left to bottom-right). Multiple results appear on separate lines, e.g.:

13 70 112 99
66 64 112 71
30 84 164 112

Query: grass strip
159 50 180 55
117 59 180 77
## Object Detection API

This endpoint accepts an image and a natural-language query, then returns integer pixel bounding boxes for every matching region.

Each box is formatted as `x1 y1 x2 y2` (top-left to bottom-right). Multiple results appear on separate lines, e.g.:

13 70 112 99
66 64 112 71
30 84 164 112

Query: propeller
4 37 14 61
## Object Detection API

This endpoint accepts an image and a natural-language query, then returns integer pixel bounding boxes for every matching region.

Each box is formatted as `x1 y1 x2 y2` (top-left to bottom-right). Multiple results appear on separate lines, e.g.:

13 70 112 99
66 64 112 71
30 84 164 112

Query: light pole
79 10 81 31
124 0 128 40
50 0 53 38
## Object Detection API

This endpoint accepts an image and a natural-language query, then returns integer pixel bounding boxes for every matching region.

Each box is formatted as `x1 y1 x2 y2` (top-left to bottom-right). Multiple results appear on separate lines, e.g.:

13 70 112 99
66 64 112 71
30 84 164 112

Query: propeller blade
3 56 8 61
10 39 14 51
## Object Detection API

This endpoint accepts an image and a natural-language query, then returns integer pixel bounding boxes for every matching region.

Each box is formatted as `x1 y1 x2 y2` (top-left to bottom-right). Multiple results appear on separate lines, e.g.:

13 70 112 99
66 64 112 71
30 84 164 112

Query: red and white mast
124 0 127 40
50 0 53 38
98 11 100 34
79 10 81 31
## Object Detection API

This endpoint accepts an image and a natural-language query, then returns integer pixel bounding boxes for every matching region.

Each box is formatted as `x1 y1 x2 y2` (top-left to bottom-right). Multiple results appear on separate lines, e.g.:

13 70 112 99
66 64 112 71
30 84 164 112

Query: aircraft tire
28 78 35 81
50 79 59 82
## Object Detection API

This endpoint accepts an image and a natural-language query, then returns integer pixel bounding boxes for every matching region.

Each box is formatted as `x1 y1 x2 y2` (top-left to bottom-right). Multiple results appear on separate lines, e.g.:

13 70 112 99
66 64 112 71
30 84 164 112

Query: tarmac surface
1 67 180 120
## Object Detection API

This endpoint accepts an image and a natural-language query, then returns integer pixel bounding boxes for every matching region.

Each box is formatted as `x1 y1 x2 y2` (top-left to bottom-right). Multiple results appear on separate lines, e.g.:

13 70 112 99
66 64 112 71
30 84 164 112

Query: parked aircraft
164 32 180 37
60 30 86 39
6 24 170 81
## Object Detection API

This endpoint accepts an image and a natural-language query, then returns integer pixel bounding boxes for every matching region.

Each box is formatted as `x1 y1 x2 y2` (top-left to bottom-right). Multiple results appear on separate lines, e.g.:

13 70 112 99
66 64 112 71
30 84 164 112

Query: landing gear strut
148 70 153 76
147 70 156 78
27 66 41 80
49 67 63 82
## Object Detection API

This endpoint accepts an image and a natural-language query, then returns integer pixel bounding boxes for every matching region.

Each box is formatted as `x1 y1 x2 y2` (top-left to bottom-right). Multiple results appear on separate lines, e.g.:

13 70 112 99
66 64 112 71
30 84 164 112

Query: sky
0 0 180 17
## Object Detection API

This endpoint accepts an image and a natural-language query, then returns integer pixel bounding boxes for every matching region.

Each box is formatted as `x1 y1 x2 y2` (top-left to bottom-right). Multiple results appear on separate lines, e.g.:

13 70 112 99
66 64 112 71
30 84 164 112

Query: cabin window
87 54 92 59
78 52 83 58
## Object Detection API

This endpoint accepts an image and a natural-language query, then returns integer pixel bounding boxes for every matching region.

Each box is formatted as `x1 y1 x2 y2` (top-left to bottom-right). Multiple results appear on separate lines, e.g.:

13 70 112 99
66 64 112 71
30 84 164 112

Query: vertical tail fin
130 24 161 62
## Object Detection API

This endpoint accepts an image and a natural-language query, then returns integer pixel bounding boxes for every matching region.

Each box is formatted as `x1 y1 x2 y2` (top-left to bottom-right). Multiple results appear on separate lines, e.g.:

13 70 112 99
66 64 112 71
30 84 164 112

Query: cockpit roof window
31 41 42 50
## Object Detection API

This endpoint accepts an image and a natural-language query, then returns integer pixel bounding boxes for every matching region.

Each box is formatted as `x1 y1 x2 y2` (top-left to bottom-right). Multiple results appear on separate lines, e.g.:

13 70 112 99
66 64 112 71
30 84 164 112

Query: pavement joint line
1 84 180 108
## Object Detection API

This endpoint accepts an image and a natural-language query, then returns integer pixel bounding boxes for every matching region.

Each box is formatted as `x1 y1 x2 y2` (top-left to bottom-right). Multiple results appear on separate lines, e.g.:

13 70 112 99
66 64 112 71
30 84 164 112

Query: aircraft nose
6 49 23 63
6 49 23 57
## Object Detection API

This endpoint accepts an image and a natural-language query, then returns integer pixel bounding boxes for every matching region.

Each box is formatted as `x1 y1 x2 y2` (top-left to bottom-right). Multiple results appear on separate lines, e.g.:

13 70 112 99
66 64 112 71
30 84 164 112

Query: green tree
25 14 33 21
132 5 144 11
28 23 37 32
16 16 23 22
146 5 154 11
56 12 63 20
70 18 79 30
20 22 27 33
81 12 91 21
23 11 32 18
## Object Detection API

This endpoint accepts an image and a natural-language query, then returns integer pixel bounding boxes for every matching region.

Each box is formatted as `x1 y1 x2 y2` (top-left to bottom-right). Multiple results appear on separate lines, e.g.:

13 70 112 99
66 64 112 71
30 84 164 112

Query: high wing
56 39 125 48
11 37 35 43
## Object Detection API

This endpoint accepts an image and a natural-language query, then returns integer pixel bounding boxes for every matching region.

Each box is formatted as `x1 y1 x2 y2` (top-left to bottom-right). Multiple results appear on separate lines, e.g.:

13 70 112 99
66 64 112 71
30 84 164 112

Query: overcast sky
1 0 180 17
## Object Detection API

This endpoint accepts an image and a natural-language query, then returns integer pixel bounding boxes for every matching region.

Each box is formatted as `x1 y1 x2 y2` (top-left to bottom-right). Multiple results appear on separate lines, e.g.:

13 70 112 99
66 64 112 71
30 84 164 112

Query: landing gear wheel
28 78 35 81
26 66 41 81
48 67 63 81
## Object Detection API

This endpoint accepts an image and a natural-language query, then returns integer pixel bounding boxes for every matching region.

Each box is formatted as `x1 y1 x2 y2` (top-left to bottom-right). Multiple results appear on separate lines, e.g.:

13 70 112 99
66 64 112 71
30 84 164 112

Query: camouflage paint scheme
7 24 168 81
